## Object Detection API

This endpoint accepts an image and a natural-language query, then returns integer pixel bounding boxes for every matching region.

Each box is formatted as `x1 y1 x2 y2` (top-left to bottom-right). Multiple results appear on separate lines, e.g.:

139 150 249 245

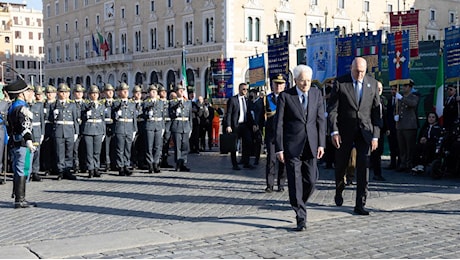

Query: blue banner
337 35 354 77
306 30 337 83
387 30 410 84
210 58 234 98
248 54 266 88
354 30 382 77
267 31 290 87
444 26 460 81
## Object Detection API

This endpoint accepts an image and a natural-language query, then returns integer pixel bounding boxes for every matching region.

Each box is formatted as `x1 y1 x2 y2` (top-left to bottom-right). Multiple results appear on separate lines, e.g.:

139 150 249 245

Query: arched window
247 17 253 41
255 18 260 41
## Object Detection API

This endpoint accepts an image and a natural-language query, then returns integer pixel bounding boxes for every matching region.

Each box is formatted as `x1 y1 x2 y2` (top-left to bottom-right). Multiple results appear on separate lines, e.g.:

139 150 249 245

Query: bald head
351 57 367 82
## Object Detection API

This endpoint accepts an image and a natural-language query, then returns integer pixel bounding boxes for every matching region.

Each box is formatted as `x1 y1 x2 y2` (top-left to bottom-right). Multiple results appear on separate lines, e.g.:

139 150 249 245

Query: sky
8 0 42 11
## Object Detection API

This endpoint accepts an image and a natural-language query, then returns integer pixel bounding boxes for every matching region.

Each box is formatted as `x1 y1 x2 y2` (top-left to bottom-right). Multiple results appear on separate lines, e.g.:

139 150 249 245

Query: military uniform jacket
8 99 33 147
81 101 106 136
396 93 419 130
161 98 172 131
142 98 165 131
30 101 45 143
169 99 192 133
102 98 115 134
112 99 138 134
44 100 56 137
50 100 79 138
74 99 85 132
264 93 278 142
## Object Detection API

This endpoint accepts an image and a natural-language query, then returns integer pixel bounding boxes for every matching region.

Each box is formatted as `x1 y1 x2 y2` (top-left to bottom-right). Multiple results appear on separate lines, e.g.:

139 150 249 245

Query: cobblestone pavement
0 151 459 258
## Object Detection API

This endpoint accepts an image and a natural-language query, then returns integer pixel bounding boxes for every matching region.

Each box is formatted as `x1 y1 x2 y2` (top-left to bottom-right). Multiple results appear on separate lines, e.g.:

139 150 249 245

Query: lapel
347 82 359 109
291 88 305 119
360 80 370 108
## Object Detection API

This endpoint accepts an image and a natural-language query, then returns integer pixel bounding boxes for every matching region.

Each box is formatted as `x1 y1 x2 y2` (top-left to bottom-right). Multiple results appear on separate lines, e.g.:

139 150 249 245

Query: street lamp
0 61 6 84
324 7 328 31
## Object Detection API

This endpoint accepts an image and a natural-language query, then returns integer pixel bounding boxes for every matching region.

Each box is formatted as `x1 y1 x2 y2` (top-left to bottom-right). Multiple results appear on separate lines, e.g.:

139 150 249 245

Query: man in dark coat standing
275 65 326 231
328 57 381 215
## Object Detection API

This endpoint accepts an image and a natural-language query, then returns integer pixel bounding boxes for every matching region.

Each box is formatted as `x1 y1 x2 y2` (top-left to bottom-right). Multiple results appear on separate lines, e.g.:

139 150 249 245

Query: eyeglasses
242 88 248 90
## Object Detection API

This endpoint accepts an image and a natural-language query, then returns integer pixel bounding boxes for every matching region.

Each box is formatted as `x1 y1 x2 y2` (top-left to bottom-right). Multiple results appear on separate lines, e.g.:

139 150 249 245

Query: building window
167 0 172 8
387 4 393 12
5 36 9 43
15 45 24 53
255 18 260 42
29 32 33 40
56 24 59 35
38 32 42 40
85 40 89 58
205 17 214 42
84 0 88 6
47 27 51 38
64 0 68 12
29 46 34 55
37 18 42 27
151 1 155 12
430 10 436 21
15 60 25 69
65 44 70 60
286 21 291 42
25 17 30 26
56 46 61 61
15 31 21 39
55 1 59 15
185 21 193 45
167 25 174 47
46 5 51 17
75 20 78 31
39 46 44 54
135 31 141 52
121 33 127 53
338 0 345 9
121 8 125 19
247 17 253 41
311 0 317 5
74 0 78 9
96 15 100 25
150 28 157 49
135 4 139 16
449 12 455 24
364 1 369 12
279 20 285 33
75 42 80 59
85 17 88 28
65 22 68 32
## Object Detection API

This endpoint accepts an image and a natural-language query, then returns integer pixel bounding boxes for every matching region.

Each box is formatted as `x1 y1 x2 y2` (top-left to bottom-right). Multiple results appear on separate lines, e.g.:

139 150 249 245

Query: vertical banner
210 58 234 98
306 30 337 83
390 10 419 57
248 54 266 88
444 26 460 81
387 30 410 85
337 35 354 77
267 31 290 87
354 30 382 77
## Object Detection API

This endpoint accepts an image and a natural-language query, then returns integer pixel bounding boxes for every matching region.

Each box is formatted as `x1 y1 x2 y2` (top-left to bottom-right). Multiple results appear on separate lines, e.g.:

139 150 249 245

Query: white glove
74 134 78 142
102 135 105 142
324 112 328 118
26 140 36 153
132 132 136 140
395 93 403 100
394 115 399 122
40 135 44 144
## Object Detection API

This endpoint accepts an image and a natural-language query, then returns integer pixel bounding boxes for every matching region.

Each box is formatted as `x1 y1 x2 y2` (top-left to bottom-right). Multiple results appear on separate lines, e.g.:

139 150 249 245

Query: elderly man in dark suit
328 57 382 215
225 83 254 170
275 65 326 231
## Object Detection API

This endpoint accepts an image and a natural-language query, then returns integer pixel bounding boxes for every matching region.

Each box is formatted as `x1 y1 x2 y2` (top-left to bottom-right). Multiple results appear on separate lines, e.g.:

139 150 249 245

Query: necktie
242 97 247 121
355 81 361 103
301 94 307 110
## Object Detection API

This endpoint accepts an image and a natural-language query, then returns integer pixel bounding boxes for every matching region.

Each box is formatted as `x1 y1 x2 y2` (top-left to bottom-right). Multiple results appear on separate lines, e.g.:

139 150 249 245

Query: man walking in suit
275 65 326 231
328 57 382 215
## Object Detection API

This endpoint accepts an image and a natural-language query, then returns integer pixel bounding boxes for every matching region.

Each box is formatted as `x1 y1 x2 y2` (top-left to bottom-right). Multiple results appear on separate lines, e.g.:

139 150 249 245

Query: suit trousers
265 139 286 188
115 133 133 168
230 123 252 166
396 129 417 169
334 131 370 209
55 136 74 172
84 135 103 171
285 152 317 225
172 132 190 163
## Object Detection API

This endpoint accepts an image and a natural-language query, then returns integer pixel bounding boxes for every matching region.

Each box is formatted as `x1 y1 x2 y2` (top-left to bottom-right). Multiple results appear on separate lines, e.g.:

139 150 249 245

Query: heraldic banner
387 30 410 85
306 30 337 84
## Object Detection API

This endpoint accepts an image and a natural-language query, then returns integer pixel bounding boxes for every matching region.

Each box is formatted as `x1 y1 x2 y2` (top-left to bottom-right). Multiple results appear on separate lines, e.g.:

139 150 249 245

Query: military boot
153 163 161 173
14 176 36 209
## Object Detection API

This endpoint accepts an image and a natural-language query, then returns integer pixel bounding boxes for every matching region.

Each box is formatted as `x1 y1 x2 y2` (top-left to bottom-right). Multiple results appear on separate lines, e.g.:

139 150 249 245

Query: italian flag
433 51 444 124
180 47 188 98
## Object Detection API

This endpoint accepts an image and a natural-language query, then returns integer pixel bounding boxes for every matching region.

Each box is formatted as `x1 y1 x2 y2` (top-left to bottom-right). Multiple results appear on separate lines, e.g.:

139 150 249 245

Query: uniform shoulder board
68 99 75 103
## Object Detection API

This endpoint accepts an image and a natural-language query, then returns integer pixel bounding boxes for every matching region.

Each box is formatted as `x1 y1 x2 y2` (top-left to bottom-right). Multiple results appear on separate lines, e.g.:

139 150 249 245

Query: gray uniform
51 100 79 177
81 100 105 175
29 101 45 176
42 100 56 174
161 98 173 167
73 99 85 171
101 98 115 171
112 99 138 174
142 98 164 172
169 98 192 170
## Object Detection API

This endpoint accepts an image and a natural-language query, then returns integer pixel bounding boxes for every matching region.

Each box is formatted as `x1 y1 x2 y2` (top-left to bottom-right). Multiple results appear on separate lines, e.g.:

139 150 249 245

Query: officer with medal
159 84 174 168
29 86 45 182
81 85 105 178
72 84 86 173
112 82 138 176
142 84 164 173
51 83 79 180
42 85 57 175
101 83 115 172
5 79 37 208
169 84 192 172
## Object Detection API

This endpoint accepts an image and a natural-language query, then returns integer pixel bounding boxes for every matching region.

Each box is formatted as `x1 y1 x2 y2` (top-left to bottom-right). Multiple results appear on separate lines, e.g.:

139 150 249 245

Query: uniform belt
137 118 145 122
173 117 189 121
45 120 51 124
32 122 41 126
164 118 171 121
87 119 103 123
117 118 133 123
147 117 163 121
104 118 113 123
56 120 74 125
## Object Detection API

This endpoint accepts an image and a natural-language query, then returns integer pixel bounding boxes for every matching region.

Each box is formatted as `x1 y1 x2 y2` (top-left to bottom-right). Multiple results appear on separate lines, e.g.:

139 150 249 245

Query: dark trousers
146 129 163 165
388 128 399 167
190 119 200 152
397 129 417 169
115 133 133 168
55 136 74 173
265 139 286 188
32 144 40 173
172 132 190 163
370 135 385 176
101 132 114 170
230 123 252 167
285 150 317 225
334 131 370 209
84 135 103 171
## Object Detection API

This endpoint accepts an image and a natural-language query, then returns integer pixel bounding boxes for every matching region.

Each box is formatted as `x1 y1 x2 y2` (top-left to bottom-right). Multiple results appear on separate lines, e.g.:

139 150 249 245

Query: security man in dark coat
142 84 165 173
159 85 174 168
51 83 79 180
112 82 138 176
41 85 57 175
130 85 147 169
29 86 45 181
101 83 115 172
72 84 86 173
81 85 105 178
6 79 37 208
169 84 193 171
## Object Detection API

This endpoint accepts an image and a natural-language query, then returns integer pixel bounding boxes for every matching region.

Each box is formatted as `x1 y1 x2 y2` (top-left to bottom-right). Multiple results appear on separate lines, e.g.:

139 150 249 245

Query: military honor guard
51 83 80 180
72 84 86 173
169 84 192 172
0 88 10 182
5 79 37 208
159 84 174 168
81 85 105 178
112 83 138 176
101 83 115 172
42 85 57 175
29 86 45 181
131 85 147 169
142 84 165 173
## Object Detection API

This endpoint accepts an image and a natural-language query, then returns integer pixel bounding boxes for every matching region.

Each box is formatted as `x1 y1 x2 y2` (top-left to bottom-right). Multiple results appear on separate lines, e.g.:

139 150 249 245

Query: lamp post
0 61 5 85
324 7 328 31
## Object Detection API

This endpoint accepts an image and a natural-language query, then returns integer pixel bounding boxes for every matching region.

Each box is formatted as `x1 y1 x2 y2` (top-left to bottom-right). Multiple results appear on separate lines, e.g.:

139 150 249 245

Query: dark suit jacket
225 94 253 130
275 86 326 159
328 74 381 143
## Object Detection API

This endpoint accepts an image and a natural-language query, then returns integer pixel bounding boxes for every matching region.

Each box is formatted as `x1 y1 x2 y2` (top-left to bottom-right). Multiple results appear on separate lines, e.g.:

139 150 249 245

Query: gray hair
293 65 313 80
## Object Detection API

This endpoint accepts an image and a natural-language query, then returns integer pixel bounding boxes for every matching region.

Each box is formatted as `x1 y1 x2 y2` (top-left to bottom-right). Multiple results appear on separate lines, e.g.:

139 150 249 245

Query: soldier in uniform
0 88 10 181
159 85 174 168
131 85 147 169
142 84 164 173
101 83 115 172
72 84 86 173
81 85 105 178
112 83 138 176
169 84 192 171
5 79 37 208
51 83 79 180
29 86 45 182
41 85 57 175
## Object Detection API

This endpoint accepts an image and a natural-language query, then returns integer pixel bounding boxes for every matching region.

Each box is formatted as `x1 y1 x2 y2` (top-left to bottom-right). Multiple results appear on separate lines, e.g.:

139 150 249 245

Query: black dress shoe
277 186 285 192
353 207 370 215
373 175 386 181
294 223 306 232
180 165 190 172
264 186 273 193
232 166 241 170
334 194 343 206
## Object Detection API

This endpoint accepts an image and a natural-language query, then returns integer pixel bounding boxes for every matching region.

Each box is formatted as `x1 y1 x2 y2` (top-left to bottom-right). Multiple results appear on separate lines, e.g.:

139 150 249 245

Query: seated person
411 112 442 174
